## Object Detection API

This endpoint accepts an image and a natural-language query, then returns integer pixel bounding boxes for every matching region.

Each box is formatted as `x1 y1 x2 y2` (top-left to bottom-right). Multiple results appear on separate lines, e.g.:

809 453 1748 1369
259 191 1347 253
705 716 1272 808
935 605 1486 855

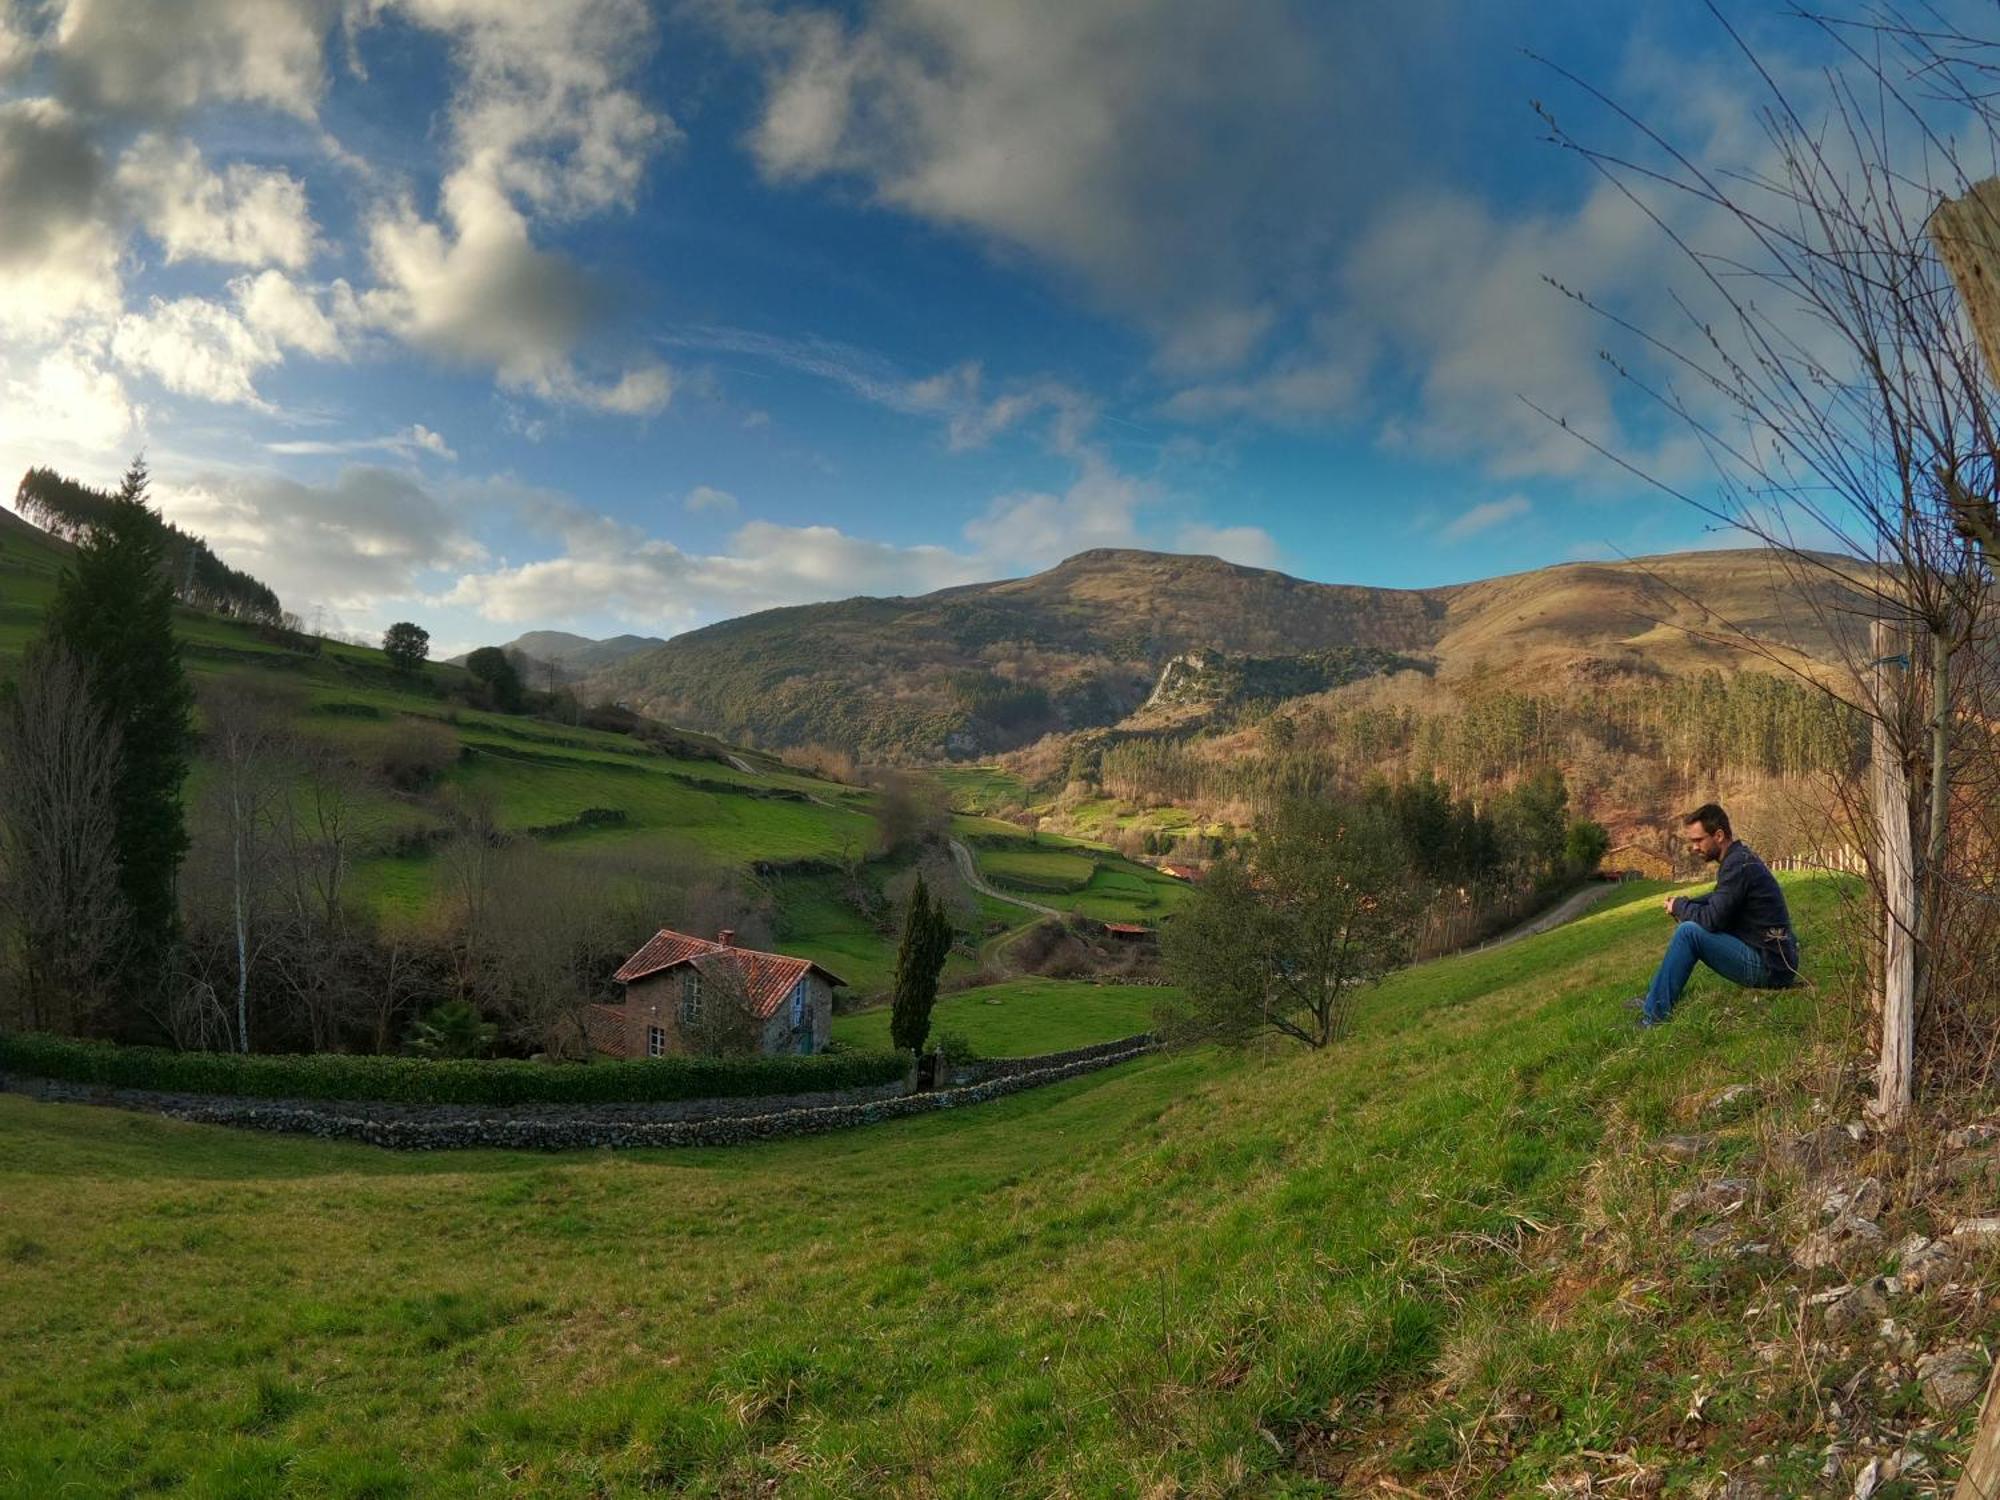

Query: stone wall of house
1 1036 1158 1151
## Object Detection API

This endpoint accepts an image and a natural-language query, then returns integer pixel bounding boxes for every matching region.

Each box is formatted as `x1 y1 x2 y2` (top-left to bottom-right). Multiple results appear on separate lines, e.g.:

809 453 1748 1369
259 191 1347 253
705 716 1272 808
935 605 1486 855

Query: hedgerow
0 1033 909 1106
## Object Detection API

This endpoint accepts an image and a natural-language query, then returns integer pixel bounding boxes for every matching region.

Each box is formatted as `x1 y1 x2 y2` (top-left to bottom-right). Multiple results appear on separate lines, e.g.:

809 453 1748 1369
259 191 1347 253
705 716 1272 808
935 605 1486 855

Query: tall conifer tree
45 457 193 1004
889 874 953 1054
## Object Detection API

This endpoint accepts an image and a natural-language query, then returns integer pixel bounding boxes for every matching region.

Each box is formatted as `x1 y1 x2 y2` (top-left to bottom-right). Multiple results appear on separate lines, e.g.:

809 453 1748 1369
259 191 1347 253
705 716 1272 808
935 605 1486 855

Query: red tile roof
613 929 847 1019
1102 921 1154 936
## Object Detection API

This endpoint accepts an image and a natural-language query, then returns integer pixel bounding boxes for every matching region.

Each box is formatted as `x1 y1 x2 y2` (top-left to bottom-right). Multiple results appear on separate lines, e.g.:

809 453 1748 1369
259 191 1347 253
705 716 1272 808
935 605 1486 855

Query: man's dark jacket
1670 840 1799 983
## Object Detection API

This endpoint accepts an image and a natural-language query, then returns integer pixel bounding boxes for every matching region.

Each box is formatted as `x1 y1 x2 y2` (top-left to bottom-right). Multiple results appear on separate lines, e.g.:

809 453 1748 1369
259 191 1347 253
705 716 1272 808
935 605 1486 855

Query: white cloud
117 134 316 269
351 0 675 413
1175 523 1279 569
0 340 137 455
234 268 347 359
0 3 37 80
701 0 1379 370
110 294 282 406
684 485 737 514
52 0 334 118
440 504 983 628
1162 348 1366 426
1440 494 1531 542
962 452 1152 567
158 465 484 611
0 97 122 336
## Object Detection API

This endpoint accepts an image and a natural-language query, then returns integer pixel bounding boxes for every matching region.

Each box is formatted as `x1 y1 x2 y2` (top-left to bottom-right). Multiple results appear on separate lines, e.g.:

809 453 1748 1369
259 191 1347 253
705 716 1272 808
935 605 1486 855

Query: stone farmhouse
589 928 847 1059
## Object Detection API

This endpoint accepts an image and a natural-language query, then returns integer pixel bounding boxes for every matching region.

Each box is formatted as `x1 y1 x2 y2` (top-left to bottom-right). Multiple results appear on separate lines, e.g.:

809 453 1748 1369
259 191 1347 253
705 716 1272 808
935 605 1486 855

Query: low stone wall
1 1038 1159 1152
945 1033 1154 1086
3 1071 915 1126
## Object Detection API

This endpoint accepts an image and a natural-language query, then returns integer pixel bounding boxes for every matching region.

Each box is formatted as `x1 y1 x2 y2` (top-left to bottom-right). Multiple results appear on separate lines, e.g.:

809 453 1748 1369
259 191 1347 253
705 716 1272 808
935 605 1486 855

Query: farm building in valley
590 928 846 1058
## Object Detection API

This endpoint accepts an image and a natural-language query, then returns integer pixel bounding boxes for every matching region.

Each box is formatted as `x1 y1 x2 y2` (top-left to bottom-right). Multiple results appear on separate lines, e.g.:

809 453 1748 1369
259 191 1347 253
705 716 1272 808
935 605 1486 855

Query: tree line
15 465 284 625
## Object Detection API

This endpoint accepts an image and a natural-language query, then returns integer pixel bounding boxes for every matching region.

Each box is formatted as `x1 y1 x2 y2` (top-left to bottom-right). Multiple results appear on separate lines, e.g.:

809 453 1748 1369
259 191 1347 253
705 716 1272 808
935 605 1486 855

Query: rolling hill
588 546 1879 758
1 874 1896 1495
448 630 666 682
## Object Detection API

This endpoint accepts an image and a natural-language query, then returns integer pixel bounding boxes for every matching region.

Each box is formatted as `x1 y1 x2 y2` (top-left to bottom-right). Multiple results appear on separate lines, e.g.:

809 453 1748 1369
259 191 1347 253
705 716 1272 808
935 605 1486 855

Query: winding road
1473 882 1619 953
949 838 1063 919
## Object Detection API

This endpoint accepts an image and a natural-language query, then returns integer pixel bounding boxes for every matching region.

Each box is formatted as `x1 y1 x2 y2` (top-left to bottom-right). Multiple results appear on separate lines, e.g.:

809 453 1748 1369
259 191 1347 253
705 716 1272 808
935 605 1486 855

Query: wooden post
1956 1359 2000 1499
1872 620 1916 1128
1939 180 2000 1497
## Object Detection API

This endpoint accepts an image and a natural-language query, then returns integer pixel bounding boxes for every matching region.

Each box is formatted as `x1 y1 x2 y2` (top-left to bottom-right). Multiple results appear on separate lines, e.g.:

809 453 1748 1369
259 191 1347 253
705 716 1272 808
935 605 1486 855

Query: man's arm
1675 852 1745 932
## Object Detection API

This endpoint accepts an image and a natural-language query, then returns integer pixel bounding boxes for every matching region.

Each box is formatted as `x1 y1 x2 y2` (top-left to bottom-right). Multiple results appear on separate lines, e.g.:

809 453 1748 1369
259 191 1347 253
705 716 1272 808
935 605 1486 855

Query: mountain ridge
587 545 1877 759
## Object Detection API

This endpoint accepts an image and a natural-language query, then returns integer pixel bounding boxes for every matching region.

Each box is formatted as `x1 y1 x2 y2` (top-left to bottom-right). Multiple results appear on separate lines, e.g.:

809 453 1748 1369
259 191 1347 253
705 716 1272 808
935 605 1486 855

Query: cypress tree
45 457 193 1005
889 874 954 1054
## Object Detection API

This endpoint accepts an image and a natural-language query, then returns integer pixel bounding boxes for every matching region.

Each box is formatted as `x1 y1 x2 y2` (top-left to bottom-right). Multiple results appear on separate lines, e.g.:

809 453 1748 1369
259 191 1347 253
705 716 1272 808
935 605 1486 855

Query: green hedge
0 1033 910 1107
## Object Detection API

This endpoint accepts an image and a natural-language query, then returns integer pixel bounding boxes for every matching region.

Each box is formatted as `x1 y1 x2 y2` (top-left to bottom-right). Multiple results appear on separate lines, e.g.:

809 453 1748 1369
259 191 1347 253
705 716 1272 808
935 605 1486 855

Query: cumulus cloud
52 0 333 118
1440 494 1531 542
108 272 349 405
352 0 676 412
158 465 484 610
117 134 316 268
700 0 1442 371
0 98 121 335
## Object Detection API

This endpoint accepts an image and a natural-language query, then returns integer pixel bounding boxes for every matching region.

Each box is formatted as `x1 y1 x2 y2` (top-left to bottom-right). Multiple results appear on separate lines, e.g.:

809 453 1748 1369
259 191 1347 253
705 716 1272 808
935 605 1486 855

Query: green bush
0 1032 908 1106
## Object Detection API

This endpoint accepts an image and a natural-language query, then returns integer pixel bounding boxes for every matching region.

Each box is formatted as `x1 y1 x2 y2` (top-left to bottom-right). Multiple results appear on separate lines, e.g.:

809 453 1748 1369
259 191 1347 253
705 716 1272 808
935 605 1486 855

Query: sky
0 1 1882 653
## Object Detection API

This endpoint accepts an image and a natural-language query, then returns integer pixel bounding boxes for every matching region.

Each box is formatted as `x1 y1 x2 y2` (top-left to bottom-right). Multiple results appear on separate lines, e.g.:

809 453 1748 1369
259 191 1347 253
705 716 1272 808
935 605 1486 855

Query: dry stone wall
3 1037 1158 1152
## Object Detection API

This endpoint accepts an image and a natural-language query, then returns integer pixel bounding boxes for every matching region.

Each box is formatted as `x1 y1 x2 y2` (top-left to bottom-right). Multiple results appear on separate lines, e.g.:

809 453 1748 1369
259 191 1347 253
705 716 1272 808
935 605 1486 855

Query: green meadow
0 876 1867 1496
830 977 1165 1055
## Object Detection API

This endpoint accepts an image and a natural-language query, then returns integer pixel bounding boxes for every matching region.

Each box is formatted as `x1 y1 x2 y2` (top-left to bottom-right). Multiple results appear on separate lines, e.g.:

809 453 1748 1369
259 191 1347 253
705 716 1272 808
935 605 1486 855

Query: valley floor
9 876 1963 1498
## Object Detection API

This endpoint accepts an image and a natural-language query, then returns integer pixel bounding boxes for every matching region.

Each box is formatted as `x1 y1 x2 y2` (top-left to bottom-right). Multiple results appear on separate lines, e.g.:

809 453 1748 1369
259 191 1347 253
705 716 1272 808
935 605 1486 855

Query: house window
679 969 702 1025
646 1025 666 1058
790 977 807 1027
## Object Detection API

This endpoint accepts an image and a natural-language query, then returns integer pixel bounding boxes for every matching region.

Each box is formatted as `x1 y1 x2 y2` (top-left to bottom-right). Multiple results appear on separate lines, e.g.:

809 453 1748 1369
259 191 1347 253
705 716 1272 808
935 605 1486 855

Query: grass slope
0 876 1865 1496
830 977 1166 1056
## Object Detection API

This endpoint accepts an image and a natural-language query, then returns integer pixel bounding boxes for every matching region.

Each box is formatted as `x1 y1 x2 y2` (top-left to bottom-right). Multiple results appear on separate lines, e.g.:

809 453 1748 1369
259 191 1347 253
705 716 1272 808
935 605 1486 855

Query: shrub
0 1032 909 1106
377 719 458 791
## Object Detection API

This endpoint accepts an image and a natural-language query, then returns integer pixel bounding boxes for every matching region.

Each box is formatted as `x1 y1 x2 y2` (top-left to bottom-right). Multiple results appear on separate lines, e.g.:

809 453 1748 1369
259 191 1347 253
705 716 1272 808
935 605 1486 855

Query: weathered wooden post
1929 176 2000 1500
1869 620 1914 1129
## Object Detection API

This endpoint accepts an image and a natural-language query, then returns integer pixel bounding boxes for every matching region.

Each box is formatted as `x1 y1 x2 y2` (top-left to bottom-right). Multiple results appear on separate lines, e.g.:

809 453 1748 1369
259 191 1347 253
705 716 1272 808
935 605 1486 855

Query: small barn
589 928 846 1058
1595 843 1674 882
1102 921 1156 943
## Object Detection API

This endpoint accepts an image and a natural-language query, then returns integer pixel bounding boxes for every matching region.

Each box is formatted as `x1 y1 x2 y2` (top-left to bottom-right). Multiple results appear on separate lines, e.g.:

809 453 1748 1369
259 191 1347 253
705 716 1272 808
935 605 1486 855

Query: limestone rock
1917 1343 1987 1413
1948 1122 2000 1151
1894 1233 1959 1291
1670 1177 1752 1220
1652 1132 1720 1162
1795 1214 1885 1271
1820 1177 1886 1221
1818 1278 1890 1337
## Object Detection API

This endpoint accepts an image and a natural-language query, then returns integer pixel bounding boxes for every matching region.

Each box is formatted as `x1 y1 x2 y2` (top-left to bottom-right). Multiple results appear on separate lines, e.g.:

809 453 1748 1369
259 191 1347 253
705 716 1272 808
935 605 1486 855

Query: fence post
1872 619 1916 1129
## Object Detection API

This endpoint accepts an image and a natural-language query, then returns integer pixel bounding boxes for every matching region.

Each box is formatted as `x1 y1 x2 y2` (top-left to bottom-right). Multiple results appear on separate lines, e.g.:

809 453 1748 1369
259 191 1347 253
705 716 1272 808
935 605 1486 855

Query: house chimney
717 928 735 947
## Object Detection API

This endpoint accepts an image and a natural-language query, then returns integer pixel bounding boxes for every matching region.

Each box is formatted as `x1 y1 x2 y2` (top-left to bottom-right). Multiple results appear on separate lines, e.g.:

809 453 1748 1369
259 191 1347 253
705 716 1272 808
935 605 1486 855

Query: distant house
589 928 846 1058
1102 921 1155 942
1157 863 1203 882
1595 843 1674 882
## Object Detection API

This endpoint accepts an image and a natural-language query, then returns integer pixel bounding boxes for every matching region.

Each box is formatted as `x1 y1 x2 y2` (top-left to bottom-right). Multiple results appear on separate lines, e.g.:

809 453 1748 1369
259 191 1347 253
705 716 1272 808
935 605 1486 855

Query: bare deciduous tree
0 643 125 1034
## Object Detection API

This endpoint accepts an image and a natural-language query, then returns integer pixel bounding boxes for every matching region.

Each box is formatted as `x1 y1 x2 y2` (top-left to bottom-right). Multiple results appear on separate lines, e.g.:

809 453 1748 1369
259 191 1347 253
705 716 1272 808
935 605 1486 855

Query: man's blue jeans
1643 921 1774 1023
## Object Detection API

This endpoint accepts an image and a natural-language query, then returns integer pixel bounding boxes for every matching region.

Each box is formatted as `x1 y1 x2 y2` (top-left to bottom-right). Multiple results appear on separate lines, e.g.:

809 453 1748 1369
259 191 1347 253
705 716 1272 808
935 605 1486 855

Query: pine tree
44 457 193 1004
889 874 954 1054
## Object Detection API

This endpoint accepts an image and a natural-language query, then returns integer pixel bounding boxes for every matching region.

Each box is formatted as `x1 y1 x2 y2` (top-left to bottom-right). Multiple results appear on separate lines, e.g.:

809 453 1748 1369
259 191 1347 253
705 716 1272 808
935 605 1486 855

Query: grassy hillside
0 510 924 993
2 875 1914 1497
830 977 1165 1055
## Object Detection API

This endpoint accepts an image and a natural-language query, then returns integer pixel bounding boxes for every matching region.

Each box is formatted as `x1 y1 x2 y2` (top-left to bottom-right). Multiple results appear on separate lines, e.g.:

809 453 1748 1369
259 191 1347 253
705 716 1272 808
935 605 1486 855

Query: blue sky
0 1 1849 652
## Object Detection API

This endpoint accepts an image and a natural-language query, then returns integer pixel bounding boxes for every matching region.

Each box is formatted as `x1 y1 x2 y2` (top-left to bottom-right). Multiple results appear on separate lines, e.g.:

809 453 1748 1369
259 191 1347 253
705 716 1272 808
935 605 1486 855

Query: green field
831 978 1164 1055
0 876 1888 1496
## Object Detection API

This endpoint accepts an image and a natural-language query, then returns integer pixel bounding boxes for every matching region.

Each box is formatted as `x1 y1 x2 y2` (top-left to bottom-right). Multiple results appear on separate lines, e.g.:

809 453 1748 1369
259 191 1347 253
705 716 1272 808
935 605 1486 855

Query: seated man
1630 803 1799 1026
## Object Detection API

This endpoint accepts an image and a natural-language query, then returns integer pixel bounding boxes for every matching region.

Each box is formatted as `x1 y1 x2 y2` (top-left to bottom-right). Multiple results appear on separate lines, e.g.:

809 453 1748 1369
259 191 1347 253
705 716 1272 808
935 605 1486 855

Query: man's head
1681 802 1732 864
